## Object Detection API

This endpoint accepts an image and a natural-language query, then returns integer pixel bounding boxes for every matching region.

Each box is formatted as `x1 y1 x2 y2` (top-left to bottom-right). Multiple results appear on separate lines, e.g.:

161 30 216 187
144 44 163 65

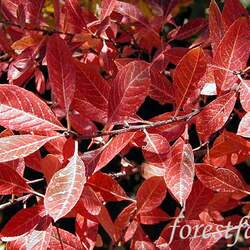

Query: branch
0 194 32 210
77 110 200 140
0 20 74 36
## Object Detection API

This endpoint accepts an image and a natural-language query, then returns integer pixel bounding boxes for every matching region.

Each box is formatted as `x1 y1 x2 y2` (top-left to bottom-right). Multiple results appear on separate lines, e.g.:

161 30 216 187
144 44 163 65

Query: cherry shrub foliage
0 0 249 249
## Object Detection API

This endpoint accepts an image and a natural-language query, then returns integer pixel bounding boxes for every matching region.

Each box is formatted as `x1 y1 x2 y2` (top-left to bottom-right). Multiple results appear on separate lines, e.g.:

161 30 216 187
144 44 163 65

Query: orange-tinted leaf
209 0 224 52
44 142 86 221
173 47 207 114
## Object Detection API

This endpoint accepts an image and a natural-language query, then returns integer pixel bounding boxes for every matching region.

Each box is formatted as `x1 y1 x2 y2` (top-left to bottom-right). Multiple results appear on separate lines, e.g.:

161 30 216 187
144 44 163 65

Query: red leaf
136 176 166 214
95 132 136 172
44 141 86 221
0 134 60 163
75 214 98 250
40 154 62 183
0 84 63 132
209 0 224 52
173 47 207 114
100 0 117 20
26 224 52 250
240 80 250 112
0 165 31 195
149 68 174 105
108 61 150 123
87 172 131 202
213 17 250 91
69 112 97 135
64 0 86 32
74 60 110 112
237 112 250 138
139 207 169 225
49 226 83 249
115 203 137 239
169 18 207 41
164 138 194 206
0 205 44 241
196 91 236 142
196 163 247 193
185 180 214 220
142 133 170 164
81 186 102 216
46 34 76 113
114 1 148 26
222 0 248 28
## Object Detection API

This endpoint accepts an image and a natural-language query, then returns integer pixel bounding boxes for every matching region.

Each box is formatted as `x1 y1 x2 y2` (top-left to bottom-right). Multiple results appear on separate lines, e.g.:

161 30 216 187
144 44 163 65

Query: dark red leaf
46 34 76 114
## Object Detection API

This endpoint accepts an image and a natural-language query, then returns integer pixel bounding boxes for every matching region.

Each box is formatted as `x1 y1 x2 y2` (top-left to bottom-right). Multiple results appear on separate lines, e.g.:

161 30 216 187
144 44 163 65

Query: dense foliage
0 0 250 249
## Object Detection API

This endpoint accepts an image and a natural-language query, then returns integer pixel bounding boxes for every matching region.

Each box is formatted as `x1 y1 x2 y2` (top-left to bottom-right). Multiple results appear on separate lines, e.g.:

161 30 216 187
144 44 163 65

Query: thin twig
0 194 32 210
27 178 44 184
77 110 200 140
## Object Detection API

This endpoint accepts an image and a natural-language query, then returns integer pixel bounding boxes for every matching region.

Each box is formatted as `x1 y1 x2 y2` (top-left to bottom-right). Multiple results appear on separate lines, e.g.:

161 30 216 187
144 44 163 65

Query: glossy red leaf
81 185 102 216
136 176 166 214
209 0 224 52
108 61 150 123
164 138 194 206
196 163 247 193
213 17 250 91
0 134 60 163
237 112 250 138
173 47 207 114
44 142 86 221
0 84 63 132
46 34 76 113
0 165 31 195
134 240 156 250
222 0 248 28
142 133 170 164
87 172 131 202
196 91 236 142
0 205 44 241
